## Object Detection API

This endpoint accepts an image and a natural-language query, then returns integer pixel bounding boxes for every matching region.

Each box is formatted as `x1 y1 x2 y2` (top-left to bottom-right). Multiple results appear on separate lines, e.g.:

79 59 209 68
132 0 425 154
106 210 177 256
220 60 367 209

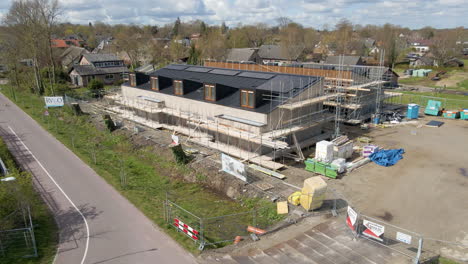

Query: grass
0 86 282 253
438 257 461 264
0 138 58 264
386 91 468 109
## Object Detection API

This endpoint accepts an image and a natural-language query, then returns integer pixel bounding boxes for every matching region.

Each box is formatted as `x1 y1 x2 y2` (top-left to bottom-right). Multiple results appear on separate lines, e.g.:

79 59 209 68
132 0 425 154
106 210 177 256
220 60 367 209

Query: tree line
1 0 467 96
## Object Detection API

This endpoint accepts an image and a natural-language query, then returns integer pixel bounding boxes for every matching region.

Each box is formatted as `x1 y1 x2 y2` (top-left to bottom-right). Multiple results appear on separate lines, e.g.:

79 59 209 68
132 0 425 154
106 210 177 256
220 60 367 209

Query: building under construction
110 62 398 170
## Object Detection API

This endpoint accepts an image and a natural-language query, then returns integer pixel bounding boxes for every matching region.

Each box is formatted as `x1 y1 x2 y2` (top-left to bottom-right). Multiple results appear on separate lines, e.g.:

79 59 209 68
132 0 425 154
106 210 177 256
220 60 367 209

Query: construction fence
163 187 349 250
0 207 37 259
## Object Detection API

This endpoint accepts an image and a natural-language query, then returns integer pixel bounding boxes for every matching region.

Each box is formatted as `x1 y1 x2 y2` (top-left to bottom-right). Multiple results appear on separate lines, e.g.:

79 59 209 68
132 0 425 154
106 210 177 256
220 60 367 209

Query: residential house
225 48 261 63
443 58 464 68
51 36 84 49
60 46 89 70
410 54 436 67
325 56 364 66
258 45 303 65
313 41 334 56
69 53 128 86
410 40 432 56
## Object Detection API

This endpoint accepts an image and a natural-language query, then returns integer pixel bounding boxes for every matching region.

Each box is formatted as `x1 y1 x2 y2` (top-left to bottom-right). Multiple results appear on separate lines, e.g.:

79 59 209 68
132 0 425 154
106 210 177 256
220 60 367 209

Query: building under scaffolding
203 61 400 124
111 61 399 170
111 64 339 170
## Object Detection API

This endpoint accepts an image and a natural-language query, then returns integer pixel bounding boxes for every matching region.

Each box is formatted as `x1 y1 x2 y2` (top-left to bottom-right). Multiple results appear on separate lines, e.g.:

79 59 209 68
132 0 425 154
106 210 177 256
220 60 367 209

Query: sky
0 0 467 29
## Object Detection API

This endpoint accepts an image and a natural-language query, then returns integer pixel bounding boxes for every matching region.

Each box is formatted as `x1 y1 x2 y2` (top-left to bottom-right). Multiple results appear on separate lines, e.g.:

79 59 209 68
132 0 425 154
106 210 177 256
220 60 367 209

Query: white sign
221 153 247 182
362 219 385 242
396 232 412 244
171 135 179 145
346 206 358 230
44 96 64 107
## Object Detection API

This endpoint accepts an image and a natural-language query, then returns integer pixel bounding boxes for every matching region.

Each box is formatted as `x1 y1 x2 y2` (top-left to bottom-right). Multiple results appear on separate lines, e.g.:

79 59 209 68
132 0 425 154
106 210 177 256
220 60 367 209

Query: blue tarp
369 148 405 167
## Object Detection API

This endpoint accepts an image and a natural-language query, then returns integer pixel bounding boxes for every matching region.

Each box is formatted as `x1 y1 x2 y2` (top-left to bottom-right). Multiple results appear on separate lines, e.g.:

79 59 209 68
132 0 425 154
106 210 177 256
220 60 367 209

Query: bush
88 79 104 98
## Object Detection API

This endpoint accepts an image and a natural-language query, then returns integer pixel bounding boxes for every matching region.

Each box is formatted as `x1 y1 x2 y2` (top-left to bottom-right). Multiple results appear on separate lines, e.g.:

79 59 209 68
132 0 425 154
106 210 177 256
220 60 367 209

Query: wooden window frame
204 84 216 101
173 80 183 95
240 89 255 108
129 74 136 87
151 76 159 91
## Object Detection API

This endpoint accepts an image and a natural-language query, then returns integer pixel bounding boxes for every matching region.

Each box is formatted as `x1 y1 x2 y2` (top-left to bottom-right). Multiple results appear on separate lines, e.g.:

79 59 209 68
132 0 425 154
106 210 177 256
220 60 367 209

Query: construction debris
276 201 289 215
287 191 302 206
248 164 285 179
300 177 328 211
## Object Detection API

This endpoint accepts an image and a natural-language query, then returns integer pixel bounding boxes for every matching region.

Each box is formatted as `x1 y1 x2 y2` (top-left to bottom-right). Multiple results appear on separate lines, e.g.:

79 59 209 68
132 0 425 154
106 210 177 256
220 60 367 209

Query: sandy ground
329 116 468 251
436 71 468 88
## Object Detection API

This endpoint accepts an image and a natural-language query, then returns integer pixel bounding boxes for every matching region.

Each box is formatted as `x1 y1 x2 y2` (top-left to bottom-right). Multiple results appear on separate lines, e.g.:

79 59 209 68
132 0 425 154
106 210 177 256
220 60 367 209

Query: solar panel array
186 67 211 72
166 65 188 70
209 69 240 76
165 64 278 80
238 72 275 79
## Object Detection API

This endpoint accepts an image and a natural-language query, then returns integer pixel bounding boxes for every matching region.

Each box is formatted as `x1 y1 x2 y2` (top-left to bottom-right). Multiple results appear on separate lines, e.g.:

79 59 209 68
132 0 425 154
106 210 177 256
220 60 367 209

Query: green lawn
0 138 58 264
0 86 281 253
386 91 468 109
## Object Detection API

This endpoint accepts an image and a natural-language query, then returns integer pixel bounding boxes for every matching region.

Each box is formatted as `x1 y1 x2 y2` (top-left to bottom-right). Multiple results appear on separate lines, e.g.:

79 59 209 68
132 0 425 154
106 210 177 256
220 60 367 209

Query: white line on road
8 126 90 264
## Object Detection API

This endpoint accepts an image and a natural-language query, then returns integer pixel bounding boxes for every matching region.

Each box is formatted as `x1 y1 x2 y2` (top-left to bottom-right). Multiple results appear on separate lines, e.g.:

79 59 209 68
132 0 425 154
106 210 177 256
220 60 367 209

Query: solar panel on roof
238 72 275 79
166 65 188 70
186 67 211 72
209 69 240 76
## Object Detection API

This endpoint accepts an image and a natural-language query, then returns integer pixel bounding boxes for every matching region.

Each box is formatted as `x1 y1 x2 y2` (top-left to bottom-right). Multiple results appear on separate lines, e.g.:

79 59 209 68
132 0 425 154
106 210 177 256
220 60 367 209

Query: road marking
8 126 90 264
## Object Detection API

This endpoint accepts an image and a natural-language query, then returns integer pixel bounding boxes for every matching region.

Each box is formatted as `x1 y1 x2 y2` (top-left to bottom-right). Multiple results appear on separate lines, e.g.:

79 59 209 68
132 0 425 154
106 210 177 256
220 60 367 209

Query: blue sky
1 0 467 29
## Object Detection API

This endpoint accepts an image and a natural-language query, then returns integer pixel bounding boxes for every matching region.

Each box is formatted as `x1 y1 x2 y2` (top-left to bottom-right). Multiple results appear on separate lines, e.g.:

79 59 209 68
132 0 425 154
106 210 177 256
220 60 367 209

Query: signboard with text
44 96 64 107
221 154 247 182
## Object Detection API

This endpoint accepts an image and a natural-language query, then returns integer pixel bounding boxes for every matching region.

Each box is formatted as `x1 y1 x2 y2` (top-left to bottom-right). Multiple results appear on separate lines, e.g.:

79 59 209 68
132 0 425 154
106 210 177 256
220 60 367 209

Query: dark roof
325 56 363 65
226 48 258 62
129 64 322 114
71 65 128 76
416 56 435 65
60 46 88 68
258 45 302 61
82 53 121 63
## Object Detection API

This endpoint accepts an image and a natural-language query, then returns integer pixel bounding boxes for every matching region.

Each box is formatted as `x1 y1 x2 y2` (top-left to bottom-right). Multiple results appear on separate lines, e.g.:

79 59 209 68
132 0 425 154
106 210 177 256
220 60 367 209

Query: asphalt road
0 92 196 264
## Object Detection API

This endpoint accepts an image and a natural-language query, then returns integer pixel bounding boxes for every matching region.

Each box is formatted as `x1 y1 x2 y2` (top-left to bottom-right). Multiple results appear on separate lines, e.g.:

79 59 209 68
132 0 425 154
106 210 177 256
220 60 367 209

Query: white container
315 140 334 163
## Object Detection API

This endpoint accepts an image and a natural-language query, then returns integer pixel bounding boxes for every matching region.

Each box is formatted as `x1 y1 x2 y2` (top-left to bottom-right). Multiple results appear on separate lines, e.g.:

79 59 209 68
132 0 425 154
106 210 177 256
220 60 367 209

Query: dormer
129 72 149 87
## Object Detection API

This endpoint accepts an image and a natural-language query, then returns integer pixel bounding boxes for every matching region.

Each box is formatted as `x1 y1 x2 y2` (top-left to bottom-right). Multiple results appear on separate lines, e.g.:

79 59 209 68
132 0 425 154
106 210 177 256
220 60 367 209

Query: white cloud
0 0 466 28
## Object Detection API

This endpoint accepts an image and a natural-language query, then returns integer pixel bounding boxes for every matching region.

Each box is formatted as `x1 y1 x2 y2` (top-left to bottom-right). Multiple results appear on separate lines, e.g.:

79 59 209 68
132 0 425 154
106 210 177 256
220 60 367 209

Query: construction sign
346 206 358 231
362 219 385 242
173 218 199 241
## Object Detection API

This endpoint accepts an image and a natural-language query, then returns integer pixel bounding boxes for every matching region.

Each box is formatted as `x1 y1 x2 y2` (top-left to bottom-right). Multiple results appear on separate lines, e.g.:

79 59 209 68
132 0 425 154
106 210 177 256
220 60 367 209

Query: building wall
122 85 268 128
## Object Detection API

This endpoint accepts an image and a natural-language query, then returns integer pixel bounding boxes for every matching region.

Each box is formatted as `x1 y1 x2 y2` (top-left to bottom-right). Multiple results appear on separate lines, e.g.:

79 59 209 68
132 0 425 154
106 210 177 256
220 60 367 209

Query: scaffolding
104 57 399 170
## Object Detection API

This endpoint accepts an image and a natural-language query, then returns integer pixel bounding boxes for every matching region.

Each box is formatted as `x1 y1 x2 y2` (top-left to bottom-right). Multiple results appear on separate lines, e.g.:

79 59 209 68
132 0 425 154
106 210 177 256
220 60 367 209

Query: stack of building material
315 140 334 163
362 145 378 157
331 136 354 159
300 177 328 211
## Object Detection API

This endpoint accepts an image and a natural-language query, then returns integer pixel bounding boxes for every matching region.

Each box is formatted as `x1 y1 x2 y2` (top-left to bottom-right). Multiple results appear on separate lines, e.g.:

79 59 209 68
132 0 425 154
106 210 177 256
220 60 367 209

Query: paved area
0 92 196 263
202 218 411 264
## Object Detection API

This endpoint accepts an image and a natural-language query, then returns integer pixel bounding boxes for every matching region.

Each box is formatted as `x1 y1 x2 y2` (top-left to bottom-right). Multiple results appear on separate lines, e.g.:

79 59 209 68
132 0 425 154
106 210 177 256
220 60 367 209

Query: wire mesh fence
0 207 37 259
385 94 468 110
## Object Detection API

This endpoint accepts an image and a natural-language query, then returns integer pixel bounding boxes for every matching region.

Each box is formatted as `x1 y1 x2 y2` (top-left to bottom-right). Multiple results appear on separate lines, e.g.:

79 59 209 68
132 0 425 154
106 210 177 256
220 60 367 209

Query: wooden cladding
240 90 255 108
173 80 183 95
204 84 216 101
129 74 136 87
204 61 353 82
150 77 159 90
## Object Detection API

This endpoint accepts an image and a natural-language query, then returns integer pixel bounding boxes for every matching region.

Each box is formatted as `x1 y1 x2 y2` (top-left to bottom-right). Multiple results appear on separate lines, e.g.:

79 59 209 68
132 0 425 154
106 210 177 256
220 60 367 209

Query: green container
315 162 326 175
425 100 442 116
443 111 459 119
460 109 468 120
304 159 315 172
325 166 338 179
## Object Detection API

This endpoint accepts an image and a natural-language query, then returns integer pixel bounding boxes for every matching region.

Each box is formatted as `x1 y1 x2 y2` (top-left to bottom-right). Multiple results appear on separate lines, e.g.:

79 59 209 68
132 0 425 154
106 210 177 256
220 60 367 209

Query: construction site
103 59 401 171
68 57 468 263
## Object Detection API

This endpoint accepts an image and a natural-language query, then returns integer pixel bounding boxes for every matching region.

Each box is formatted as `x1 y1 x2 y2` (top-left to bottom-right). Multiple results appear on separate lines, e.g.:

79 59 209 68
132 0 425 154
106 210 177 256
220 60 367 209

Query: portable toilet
407 104 419 119
424 100 442 116
460 109 468 120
